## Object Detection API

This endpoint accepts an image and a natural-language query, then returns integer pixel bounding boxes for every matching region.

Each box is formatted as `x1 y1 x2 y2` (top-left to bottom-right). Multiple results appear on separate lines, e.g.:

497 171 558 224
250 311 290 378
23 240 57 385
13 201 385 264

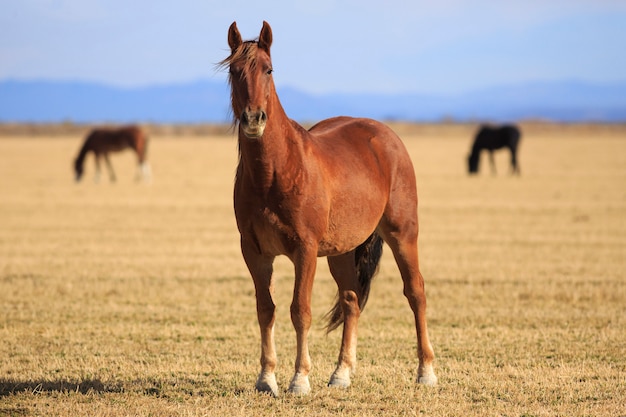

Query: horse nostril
241 109 266 127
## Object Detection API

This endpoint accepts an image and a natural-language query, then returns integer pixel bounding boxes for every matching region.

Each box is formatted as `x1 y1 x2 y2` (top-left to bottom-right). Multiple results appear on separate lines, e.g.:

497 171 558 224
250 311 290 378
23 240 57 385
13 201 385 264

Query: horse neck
75 139 91 167
471 137 486 155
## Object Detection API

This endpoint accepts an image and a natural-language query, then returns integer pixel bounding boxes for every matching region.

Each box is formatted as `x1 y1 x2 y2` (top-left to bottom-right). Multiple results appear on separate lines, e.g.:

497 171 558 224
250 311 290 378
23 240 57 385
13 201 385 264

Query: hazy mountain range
1 79 625 123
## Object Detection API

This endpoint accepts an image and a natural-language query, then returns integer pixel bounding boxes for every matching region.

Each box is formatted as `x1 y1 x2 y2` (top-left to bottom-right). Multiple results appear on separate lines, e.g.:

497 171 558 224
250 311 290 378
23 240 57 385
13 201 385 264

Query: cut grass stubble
0 124 625 416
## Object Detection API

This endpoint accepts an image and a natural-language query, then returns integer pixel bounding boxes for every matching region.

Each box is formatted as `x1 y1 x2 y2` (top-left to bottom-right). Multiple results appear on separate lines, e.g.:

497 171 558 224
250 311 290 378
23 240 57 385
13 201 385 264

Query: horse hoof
288 372 310 395
417 370 438 386
328 376 351 389
255 372 280 397
328 367 351 389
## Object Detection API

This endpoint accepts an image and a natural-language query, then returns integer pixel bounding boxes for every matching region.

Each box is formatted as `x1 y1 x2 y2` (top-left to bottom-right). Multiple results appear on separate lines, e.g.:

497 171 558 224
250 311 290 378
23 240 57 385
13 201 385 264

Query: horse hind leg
136 161 152 183
378 220 437 386
510 149 520 176
326 252 361 388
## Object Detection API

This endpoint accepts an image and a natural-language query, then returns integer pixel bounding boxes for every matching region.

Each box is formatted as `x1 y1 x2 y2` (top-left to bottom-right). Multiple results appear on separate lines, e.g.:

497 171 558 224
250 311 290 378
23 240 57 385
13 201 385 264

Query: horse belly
108 142 129 152
314 156 390 256
316 195 386 257
238 197 380 258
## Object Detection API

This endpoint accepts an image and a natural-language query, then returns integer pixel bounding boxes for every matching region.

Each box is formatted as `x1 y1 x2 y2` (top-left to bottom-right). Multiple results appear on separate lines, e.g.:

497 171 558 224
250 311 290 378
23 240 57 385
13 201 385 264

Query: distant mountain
0 80 232 123
1 79 625 123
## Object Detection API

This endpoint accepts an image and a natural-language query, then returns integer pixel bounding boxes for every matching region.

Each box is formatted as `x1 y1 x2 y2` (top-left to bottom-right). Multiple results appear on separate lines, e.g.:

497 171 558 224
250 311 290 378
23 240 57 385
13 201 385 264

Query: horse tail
325 232 384 333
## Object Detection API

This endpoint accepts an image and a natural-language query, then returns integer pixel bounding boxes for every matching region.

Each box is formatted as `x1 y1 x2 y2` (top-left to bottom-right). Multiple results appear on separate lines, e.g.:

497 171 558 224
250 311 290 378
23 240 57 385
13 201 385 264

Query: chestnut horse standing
74 125 151 182
221 22 436 396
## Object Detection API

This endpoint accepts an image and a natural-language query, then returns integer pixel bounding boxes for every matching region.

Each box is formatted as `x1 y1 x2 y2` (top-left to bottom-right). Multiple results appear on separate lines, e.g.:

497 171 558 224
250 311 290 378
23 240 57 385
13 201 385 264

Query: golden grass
0 123 625 416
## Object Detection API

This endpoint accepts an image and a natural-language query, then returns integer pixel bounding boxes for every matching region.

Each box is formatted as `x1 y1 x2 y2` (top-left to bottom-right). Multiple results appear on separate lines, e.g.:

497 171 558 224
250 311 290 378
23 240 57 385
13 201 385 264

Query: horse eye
266 68 273 75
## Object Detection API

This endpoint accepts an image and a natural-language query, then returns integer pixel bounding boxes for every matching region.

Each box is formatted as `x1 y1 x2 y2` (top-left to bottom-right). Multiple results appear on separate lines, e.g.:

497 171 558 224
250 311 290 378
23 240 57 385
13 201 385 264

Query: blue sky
1 0 625 95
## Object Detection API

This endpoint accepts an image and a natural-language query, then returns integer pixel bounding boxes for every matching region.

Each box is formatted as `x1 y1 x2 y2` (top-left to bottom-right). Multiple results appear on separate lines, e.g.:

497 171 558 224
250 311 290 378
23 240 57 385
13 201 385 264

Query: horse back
475 124 520 150
308 117 414 174
86 126 147 157
307 117 416 196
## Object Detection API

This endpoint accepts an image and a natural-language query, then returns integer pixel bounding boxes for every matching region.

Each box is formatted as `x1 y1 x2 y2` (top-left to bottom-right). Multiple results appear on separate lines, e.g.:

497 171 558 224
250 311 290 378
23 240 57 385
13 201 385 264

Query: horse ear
228 21 242 52
258 21 273 54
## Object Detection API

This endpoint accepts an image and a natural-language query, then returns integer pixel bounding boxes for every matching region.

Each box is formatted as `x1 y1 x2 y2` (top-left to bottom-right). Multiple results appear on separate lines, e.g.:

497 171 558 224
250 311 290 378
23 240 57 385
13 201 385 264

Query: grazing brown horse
74 125 151 182
220 21 436 396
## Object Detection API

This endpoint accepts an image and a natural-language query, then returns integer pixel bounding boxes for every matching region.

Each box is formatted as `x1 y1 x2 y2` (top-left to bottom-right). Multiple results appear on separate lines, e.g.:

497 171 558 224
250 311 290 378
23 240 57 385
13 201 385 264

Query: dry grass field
0 123 624 416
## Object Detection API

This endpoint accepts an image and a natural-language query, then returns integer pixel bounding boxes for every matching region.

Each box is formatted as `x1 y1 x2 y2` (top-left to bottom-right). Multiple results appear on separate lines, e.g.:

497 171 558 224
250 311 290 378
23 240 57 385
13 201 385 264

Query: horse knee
290 301 312 330
256 301 276 327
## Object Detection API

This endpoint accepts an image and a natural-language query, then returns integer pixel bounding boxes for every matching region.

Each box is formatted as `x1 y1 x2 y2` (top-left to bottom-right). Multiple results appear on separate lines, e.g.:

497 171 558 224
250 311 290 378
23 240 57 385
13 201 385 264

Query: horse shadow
0 376 250 400
0 378 123 397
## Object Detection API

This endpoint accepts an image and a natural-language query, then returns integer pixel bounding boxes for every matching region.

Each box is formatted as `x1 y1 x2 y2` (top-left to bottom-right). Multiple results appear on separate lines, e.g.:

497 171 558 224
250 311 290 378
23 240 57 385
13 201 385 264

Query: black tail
325 233 384 333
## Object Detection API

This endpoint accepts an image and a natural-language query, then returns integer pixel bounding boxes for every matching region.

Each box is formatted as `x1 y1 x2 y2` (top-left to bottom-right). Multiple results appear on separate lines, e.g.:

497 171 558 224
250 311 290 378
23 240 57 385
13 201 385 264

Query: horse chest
237 203 298 256
235 183 323 256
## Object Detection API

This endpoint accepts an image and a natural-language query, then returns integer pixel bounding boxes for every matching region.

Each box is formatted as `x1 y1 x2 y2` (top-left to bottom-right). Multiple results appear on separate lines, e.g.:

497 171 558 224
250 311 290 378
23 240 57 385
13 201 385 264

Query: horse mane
218 40 261 128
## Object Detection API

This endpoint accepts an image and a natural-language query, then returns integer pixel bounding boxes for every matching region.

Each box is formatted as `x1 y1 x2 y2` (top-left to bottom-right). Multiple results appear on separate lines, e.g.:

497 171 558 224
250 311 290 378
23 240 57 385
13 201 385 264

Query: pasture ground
0 123 624 416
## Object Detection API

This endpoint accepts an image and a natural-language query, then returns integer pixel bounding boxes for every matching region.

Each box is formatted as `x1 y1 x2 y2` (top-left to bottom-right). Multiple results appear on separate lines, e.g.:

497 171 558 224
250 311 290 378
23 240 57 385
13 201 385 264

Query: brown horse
220 21 436 396
74 125 151 182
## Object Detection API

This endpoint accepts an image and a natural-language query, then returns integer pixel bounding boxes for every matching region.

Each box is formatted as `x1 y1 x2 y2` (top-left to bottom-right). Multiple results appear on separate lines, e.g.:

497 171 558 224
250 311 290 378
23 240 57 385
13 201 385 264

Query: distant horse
74 126 151 182
220 21 436 396
468 124 521 175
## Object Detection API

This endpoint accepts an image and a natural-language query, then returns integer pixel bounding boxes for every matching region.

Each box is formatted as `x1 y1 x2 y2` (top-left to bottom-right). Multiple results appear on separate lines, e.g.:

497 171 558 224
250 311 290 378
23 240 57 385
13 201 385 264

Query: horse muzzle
240 109 267 139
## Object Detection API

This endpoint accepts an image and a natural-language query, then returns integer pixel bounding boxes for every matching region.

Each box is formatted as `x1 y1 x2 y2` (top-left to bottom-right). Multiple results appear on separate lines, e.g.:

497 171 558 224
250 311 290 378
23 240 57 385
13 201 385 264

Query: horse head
74 157 84 181
468 152 480 174
224 21 274 139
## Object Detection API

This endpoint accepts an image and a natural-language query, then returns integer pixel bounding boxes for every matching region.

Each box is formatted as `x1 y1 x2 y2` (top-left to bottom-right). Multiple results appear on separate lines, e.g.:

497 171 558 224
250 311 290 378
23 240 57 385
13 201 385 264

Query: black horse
467 125 521 175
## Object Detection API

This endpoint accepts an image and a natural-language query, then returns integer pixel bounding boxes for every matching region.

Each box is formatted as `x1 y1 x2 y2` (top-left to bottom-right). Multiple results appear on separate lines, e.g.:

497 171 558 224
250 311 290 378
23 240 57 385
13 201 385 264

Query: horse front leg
288 246 318 395
241 240 279 396
94 154 102 183
489 151 497 175
104 154 116 182
326 252 360 388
